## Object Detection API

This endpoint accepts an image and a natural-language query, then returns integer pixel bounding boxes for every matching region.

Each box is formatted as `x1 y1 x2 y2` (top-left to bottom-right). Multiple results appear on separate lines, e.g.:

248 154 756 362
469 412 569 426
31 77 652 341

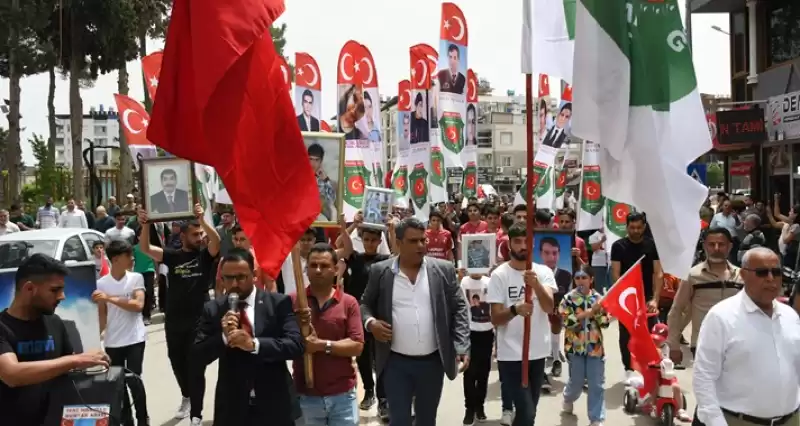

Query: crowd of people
0 190 798 426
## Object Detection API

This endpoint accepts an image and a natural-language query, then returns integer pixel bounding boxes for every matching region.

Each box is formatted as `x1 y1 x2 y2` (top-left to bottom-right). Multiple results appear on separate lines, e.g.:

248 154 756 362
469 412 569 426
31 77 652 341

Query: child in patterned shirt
558 265 610 426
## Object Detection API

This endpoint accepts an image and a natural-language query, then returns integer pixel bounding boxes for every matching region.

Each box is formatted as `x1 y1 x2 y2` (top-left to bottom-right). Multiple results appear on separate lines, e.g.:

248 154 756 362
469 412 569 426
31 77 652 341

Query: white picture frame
461 233 496 274
361 186 395 230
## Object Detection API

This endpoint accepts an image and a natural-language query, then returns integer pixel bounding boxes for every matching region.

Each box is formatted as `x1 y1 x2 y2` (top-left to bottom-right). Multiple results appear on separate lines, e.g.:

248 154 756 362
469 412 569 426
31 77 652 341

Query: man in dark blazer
436 44 466 95
149 168 190 214
297 89 320 132
542 103 572 149
360 217 471 426
194 248 304 426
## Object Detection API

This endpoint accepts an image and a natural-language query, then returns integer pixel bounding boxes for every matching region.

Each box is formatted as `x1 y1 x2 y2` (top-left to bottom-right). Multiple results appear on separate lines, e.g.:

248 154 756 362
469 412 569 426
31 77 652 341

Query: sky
0 0 730 165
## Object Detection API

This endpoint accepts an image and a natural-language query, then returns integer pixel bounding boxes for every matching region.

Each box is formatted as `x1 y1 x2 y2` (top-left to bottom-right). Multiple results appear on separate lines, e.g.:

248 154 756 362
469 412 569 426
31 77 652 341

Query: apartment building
55 105 122 170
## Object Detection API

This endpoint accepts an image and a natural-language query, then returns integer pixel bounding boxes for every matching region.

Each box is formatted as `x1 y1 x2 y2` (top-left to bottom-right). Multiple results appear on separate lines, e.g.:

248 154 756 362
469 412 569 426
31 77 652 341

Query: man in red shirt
425 211 454 261
460 202 489 235
292 243 364 425
496 213 514 262
557 208 588 264
485 206 501 234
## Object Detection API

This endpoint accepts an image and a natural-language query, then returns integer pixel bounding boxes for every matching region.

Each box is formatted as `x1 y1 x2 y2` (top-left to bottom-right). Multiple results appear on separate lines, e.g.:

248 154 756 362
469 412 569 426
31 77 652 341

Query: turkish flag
600 260 662 369
146 0 320 278
113 94 157 166
141 51 163 102
99 256 110 277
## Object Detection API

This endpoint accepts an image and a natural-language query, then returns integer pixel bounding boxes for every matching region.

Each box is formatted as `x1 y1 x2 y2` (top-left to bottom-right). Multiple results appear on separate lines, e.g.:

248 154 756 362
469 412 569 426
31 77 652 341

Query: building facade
55 105 122 170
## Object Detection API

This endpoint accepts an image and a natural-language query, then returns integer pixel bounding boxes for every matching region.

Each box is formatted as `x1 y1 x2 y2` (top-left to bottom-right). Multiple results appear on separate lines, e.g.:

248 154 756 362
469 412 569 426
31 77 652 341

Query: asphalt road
141 320 696 426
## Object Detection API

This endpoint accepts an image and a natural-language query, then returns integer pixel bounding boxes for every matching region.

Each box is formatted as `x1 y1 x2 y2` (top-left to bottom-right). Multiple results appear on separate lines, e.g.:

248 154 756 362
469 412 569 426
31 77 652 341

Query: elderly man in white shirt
693 247 800 426
58 198 89 228
0 209 20 236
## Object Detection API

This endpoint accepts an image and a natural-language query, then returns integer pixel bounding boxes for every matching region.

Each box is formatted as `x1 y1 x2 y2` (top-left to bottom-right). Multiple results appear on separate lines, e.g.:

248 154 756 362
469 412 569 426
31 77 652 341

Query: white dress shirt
221 288 260 354
694 291 800 426
389 258 437 356
58 209 88 228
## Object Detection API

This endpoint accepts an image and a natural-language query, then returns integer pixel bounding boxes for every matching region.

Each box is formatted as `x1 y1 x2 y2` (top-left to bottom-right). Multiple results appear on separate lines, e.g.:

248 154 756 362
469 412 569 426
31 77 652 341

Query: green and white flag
521 0 575 82
571 0 711 278
604 198 636 261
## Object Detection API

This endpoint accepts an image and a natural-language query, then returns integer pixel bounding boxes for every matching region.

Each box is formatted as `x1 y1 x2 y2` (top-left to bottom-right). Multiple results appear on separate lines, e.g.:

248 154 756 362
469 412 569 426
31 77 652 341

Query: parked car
0 228 108 269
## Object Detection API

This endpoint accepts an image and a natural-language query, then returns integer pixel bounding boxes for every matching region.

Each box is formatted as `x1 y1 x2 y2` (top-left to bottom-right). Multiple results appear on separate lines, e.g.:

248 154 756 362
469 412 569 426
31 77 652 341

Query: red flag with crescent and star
466 69 478 103
538 74 550 98
440 3 469 46
398 80 412 112
141 52 163 103
410 44 437 90
146 0 319 278
601 259 662 369
113 94 158 164
295 52 321 91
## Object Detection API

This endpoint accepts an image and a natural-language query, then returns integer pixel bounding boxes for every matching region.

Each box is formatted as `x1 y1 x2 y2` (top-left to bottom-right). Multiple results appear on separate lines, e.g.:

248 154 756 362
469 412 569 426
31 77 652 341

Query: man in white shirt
105 212 136 244
487 221 557 426
92 240 149 425
58 199 89 228
693 247 800 426
0 209 20 236
36 196 60 229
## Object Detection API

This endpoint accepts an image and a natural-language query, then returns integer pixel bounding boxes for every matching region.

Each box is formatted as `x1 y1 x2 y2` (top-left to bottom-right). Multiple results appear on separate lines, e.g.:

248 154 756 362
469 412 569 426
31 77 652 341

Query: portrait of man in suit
195 248 304 425
436 44 466 95
297 89 320 132
398 112 411 151
539 236 572 295
148 166 191 215
410 93 429 144
542 102 572 149
465 103 477 146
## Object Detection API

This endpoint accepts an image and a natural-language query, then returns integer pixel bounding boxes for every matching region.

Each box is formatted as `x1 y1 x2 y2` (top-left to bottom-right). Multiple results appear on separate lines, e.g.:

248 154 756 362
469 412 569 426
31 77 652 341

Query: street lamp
711 25 730 36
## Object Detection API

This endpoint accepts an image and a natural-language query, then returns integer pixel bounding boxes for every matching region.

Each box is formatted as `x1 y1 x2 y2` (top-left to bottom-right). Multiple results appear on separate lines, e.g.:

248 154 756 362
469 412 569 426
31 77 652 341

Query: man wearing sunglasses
693 247 800 426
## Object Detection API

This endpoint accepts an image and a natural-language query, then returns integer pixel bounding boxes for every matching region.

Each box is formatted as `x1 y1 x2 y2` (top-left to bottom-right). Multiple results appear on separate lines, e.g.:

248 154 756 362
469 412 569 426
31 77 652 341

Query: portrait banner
391 79 413 208
461 68 479 198
295 53 323 133
408 44 438 220
577 141 604 231
436 3 469 170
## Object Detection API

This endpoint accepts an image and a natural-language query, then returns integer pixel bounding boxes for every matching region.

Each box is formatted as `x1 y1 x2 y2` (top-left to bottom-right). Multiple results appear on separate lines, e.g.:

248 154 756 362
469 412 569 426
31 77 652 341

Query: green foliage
0 0 54 77
478 77 493 96
271 23 293 80
28 133 71 202
707 163 724 188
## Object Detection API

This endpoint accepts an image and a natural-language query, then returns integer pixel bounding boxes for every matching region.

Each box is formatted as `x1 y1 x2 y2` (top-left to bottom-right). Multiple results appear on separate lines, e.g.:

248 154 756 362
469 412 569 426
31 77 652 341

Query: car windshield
0 240 59 269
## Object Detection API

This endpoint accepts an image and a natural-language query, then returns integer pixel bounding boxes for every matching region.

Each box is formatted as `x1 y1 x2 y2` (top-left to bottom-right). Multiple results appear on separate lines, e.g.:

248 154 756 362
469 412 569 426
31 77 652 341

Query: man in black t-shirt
610 211 663 382
0 254 109 426
139 204 220 424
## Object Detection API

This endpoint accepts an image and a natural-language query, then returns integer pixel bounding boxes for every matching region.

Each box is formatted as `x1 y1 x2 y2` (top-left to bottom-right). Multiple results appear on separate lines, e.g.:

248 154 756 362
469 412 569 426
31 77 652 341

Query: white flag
520 0 575 83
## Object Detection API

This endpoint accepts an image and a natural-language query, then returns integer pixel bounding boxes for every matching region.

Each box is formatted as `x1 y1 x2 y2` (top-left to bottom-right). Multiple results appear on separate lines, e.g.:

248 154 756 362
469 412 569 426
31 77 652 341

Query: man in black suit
149 168 191 214
542 103 572 149
297 89 320 132
436 44 466 95
195 248 304 426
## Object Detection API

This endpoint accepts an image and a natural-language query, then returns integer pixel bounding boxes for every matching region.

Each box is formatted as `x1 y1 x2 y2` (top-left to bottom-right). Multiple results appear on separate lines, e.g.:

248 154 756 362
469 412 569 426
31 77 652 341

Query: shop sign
766 90 800 141
716 108 767 145
730 161 753 176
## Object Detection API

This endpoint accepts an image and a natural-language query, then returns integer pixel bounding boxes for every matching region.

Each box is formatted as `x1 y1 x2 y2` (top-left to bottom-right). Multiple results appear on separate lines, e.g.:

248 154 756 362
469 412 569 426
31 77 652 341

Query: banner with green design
461 161 477 198
343 160 370 211
577 141 605 231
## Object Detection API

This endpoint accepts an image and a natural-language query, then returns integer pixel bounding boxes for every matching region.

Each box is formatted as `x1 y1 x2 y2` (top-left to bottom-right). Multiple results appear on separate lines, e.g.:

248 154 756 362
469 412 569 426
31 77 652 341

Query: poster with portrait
303 132 346 227
461 233 496 274
361 186 395 230
535 74 554 152
464 285 491 326
0 264 101 353
461 69 479 198
295 53 323 133
436 2 469 171
532 229 574 293
139 157 197 222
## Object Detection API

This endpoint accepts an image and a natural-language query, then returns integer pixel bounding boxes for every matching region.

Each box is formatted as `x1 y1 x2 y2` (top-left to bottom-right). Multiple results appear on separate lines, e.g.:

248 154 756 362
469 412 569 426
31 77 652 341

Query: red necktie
240 302 253 337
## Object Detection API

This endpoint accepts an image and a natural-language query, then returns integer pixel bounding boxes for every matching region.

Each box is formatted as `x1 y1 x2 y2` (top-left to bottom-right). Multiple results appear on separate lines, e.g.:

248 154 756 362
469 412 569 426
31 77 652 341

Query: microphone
227 292 240 312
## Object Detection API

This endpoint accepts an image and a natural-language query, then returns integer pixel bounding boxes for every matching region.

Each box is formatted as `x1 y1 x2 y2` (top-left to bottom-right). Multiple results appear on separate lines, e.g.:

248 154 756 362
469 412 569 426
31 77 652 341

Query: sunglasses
743 267 781 278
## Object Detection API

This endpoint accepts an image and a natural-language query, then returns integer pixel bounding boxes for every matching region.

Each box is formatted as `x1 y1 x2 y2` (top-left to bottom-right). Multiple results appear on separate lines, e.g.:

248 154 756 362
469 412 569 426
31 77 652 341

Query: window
61 236 89 262
477 130 493 148
767 0 800 67
732 77 748 103
501 156 512 167
82 233 106 254
94 138 107 147
0 240 58 268
478 153 493 167
500 132 513 146
731 12 748 75
94 125 107 135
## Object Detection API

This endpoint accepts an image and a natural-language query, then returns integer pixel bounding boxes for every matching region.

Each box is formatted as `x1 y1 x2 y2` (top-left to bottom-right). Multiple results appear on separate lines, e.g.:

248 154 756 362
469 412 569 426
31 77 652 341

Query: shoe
541 375 552 394
174 398 190 420
551 360 562 377
378 399 389 423
190 418 202 426
359 390 376 410
590 422 604 426
475 407 487 423
680 335 689 345
561 400 573 414
676 408 692 422
500 410 513 426
623 370 635 385
462 409 475 425
143 318 152 326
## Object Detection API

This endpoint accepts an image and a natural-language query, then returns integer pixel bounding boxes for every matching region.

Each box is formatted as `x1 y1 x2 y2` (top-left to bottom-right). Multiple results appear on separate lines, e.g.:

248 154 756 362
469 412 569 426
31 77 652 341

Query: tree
478 77 493 96
271 23 294 77
134 0 171 111
706 163 724 188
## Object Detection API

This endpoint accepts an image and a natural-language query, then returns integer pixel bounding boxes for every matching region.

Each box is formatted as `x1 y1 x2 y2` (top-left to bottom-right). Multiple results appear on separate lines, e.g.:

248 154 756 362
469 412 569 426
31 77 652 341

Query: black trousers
165 327 206 419
619 316 658 371
106 342 148 425
157 273 168 312
463 330 494 411
356 334 376 393
141 272 155 320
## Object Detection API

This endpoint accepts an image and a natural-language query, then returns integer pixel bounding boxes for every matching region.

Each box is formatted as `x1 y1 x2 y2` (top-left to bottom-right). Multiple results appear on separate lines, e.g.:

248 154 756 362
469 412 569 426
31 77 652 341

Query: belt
722 408 798 426
391 350 439 360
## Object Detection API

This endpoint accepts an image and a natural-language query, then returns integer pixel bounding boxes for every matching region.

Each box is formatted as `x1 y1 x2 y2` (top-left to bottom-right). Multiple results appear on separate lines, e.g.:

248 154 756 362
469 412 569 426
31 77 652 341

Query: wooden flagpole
522 73 535 388
291 248 314 389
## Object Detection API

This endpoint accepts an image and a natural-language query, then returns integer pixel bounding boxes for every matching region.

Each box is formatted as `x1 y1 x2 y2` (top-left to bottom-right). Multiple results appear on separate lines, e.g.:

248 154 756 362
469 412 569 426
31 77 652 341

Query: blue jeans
298 388 358 426
383 352 445 426
497 359 547 426
563 354 606 423
592 266 609 293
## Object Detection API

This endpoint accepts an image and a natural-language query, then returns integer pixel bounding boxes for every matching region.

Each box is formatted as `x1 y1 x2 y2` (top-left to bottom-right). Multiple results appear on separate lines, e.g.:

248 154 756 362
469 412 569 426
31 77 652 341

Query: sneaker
173 398 190 420
551 360 563 377
475 407 487 423
623 370 635 385
378 399 389 423
676 408 692 422
562 400 573 414
500 410 513 426
541 375 552 394
190 418 202 426
462 409 475 425
359 390 376 410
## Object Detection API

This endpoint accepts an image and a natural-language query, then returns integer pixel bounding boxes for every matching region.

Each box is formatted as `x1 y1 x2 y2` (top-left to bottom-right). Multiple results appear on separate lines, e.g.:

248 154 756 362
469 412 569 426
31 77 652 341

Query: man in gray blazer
361 217 471 426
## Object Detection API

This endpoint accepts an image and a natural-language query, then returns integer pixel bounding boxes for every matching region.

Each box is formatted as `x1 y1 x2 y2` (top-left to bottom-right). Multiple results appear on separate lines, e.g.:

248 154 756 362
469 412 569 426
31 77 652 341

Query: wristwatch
510 305 518 317
325 340 333 355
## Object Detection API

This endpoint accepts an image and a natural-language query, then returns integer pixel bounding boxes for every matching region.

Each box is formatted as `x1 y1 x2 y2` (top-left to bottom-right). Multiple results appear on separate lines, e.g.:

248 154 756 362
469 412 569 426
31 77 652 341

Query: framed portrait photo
461 233 497 274
303 131 346 228
139 157 197 222
361 186 395 230
533 229 575 291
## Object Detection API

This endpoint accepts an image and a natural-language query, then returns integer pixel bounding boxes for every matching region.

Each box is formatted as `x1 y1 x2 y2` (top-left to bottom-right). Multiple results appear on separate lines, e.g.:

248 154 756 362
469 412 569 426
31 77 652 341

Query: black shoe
378 399 389 423
463 409 475 425
680 335 689 345
475 407 487 422
551 360 562 377
359 390 376 410
541 375 552 394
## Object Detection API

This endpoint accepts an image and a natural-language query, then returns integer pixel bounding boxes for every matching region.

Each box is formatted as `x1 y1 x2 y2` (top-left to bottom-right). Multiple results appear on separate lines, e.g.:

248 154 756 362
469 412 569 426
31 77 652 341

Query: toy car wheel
661 403 675 426
623 389 638 414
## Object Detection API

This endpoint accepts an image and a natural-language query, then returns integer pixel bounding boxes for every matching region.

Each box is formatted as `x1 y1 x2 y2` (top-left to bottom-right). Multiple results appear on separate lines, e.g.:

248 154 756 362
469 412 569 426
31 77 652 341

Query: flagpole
522 73 534 388
598 255 646 303
291 248 314 389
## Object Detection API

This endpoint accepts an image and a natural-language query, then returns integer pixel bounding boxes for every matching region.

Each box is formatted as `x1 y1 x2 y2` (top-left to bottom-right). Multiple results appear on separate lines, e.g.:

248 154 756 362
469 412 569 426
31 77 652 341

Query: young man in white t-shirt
487 222 557 426
93 239 149 425
460 272 494 425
